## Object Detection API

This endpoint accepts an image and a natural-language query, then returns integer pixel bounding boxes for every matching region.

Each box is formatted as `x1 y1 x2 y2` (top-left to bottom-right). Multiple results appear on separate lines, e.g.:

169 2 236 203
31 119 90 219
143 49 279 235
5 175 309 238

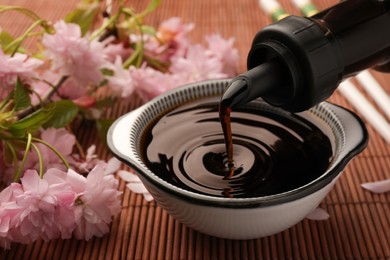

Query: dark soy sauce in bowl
141 99 333 198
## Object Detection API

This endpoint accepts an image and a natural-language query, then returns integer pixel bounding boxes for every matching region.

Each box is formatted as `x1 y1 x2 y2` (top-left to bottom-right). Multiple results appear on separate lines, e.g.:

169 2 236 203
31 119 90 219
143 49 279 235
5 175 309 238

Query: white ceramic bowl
107 79 367 239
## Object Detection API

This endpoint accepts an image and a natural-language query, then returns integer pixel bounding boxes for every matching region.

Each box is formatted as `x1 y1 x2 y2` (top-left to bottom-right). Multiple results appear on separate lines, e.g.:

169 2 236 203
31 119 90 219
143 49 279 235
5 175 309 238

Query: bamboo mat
0 0 389 259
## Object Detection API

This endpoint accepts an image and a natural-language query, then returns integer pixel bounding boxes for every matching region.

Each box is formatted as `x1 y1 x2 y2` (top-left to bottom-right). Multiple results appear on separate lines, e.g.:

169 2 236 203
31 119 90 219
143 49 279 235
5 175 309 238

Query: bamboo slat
0 0 389 259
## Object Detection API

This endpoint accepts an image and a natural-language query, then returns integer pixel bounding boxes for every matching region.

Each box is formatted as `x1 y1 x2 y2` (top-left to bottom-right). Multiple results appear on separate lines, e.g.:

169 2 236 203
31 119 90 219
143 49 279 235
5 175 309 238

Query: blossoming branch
0 0 239 249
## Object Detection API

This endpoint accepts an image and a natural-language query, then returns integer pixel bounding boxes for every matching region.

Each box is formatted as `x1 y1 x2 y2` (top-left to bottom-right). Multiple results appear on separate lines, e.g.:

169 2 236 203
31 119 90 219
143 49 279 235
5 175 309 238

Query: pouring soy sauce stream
219 60 290 176
219 0 390 176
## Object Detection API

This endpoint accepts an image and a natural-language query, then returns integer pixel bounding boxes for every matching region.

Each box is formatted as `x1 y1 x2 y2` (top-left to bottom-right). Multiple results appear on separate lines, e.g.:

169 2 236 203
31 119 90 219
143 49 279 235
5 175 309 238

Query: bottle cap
248 15 343 111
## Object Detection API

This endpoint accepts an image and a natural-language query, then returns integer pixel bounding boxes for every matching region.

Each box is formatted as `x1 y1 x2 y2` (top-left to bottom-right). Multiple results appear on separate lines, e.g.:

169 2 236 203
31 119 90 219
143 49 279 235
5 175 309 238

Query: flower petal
306 207 330 220
361 179 390 193
118 170 140 182
105 157 121 175
126 182 149 194
142 193 154 202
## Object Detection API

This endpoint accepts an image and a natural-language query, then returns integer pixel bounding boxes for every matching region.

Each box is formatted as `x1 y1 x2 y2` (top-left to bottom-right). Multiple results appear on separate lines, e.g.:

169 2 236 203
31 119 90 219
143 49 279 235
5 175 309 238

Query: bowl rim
107 79 368 208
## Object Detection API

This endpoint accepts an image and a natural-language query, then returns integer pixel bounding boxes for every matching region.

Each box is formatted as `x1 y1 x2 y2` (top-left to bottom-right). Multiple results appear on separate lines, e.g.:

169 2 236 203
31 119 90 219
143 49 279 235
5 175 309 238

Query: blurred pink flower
106 56 135 98
205 34 239 77
30 71 61 105
158 17 194 52
130 64 185 101
73 95 96 108
42 20 107 88
0 50 43 99
131 44 228 101
31 71 89 104
170 44 227 82
58 77 89 100
143 17 194 62
102 36 132 62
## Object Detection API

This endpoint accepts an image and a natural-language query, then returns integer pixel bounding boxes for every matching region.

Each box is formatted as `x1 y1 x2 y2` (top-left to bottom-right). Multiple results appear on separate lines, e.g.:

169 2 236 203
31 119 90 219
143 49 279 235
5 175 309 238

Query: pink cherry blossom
131 44 228 101
130 64 185 101
58 77 90 100
0 184 24 247
42 20 107 88
70 162 122 240
142 17 194 62
74 145 99 173
30 71 61 105
170 44 227 82
205 34 239 77
158 17 194 43
0 213 12 249
0 9 244 248
13 170 76 241
0 163 123 248
0 190 22 249
0 50 43 99
31 70 90 104
73 95 96 108
106 56 135 98
102 36 132 62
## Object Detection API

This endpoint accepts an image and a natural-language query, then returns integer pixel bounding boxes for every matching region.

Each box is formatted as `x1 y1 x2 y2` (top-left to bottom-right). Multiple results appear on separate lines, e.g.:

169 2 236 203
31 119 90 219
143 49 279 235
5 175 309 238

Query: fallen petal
306 207 330 220
361 179 390 193
118 170 141 182
105 157 121 175
126 182 149 194
142 193 154 202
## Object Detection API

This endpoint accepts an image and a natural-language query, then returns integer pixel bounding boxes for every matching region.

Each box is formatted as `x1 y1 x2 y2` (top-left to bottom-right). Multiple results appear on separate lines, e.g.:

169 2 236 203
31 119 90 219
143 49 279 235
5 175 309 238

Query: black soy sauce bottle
222 0 390 112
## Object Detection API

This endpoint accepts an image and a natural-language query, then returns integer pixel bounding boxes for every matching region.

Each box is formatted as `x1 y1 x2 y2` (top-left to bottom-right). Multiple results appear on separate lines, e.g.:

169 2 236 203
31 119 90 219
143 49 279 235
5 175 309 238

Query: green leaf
9 100 79 137
140 25 156 35
140 0 161 17
0 31 14 49
14 80 31 111
123 40 144 68
0 111 15 129
42 100 79 128
0 31 26 54
65 3 99 35
9 104 55 137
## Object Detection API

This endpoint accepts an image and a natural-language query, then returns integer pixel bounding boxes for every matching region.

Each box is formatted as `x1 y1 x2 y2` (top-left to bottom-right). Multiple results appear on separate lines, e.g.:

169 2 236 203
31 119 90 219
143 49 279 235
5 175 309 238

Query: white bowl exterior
107 80 367 240
138 174 337 239
108 108 143 160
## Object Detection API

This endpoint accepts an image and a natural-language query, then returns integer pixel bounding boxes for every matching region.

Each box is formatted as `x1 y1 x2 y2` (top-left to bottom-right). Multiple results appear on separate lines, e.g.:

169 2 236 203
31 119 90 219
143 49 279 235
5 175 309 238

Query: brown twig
16 75 69 119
